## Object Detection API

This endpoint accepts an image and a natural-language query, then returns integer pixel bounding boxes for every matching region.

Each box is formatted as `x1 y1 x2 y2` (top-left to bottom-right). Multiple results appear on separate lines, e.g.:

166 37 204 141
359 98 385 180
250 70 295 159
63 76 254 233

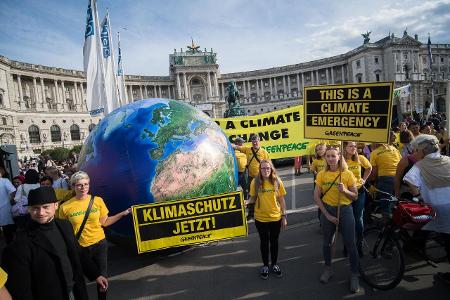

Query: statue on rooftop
362 31 371 44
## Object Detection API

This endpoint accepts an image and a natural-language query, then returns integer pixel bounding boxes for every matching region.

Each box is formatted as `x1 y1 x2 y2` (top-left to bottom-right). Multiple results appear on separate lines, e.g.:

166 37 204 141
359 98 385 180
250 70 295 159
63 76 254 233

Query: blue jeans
320 203 359 273
351 188 365 239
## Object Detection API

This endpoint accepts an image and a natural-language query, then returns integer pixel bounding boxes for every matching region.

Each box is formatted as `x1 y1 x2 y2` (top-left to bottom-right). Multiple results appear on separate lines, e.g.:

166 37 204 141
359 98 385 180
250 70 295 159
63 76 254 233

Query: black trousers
83 239 108 300
255 219 282 266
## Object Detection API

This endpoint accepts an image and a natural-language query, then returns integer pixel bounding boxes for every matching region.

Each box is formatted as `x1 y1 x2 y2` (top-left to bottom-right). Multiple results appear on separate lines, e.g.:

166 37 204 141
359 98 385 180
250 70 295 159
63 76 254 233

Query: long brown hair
343 141 361 164
253 159 280 194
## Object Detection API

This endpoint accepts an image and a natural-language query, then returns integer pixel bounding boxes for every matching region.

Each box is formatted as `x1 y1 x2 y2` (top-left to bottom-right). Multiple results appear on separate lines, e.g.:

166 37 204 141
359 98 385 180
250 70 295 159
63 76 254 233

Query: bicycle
358 188 446 290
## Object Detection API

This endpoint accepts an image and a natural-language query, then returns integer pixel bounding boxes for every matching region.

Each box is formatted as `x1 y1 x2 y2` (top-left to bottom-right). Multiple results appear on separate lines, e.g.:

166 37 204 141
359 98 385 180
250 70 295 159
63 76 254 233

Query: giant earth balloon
78 98 238 238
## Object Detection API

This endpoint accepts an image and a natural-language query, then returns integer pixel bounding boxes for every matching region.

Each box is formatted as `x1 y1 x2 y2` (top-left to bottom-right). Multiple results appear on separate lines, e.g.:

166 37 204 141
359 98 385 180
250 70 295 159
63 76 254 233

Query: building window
441 57 444 63
356 74 362 83
0 94 3 106
427 89 430 95
375 74 380 82
50 125 61 142
374 57 379 64
264 82 269 87
70 124 81 141
404 53 408 60
2 117 6 125
28 125 41 144
356 60 361 68
88 123 96 132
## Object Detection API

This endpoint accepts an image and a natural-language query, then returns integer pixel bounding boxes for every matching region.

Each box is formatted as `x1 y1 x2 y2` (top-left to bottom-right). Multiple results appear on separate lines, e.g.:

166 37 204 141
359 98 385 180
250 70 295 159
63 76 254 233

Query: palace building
1 31 449 158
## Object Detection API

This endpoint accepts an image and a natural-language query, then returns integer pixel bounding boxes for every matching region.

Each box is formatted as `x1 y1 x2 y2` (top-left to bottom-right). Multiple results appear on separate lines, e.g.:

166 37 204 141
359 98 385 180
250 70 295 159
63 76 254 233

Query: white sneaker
319 267 333 283
350 273 360 293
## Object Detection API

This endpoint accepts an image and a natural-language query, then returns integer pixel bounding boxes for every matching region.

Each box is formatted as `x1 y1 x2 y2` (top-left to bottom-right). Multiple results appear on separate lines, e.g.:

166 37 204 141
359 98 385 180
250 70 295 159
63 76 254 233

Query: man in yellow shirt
234 137 248 199
232 134 270 220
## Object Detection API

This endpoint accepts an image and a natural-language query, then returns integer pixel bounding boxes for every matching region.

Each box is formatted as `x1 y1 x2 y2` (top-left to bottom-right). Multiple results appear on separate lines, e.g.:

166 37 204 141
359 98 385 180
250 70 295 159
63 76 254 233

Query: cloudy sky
1 0 449 76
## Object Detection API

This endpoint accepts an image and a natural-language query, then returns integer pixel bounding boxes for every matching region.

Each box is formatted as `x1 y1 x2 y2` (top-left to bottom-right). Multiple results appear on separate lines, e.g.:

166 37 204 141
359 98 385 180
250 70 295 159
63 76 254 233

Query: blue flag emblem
85 4 94 39
101 21 111 59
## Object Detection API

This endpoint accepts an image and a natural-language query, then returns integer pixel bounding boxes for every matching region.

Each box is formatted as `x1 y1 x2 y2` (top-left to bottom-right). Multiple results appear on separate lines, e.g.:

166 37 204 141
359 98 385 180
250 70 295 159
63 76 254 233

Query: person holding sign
233 134 270 220
343 141 372 256
59 171 131 300
248 159 287 280
314 146 359 293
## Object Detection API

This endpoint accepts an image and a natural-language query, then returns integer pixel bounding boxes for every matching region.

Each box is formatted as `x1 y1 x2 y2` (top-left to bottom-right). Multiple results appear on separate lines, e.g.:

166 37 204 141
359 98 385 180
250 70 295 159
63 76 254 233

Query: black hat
27 187 58 206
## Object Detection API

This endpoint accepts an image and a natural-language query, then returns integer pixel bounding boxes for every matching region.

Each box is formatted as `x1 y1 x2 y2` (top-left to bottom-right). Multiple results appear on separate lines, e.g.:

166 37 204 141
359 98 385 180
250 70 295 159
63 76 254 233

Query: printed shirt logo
101 20 111 59
85 4 94 39
68 207 99 218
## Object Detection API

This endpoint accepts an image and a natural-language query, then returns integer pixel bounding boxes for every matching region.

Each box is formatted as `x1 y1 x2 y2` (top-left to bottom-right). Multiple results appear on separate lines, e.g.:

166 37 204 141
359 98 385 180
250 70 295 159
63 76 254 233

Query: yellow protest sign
214 105 312 159
304 82 394 143
132 192 247 253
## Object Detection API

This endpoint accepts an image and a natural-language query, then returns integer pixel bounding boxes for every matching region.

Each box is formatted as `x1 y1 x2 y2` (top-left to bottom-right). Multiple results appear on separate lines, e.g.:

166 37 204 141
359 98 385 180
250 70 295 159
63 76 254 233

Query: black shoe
272 264 283 278
436 272 450 285
260 265 269 280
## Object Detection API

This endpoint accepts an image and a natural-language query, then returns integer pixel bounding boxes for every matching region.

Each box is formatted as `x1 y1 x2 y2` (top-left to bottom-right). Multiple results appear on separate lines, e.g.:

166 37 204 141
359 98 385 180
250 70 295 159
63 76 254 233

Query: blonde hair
315 143 326 159
324 146 348 171
253 159 280 195
70 171 90 187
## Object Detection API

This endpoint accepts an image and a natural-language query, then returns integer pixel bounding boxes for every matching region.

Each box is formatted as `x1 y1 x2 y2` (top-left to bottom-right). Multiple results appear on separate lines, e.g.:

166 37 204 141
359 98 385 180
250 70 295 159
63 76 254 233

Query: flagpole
106 9 121 108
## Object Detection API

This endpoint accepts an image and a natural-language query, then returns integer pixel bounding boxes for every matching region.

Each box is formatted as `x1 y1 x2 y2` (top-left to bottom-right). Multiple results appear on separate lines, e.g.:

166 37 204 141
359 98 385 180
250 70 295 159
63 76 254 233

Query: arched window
50 125 61 142
88 123 96 132
28 125 41 144
2 117 6 125
70 124 81 141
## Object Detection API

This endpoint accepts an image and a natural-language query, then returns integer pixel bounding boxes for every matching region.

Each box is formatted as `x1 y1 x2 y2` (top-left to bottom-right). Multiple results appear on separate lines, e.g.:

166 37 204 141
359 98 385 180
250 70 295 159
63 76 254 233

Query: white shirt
403 152 450 234
0 178 16 225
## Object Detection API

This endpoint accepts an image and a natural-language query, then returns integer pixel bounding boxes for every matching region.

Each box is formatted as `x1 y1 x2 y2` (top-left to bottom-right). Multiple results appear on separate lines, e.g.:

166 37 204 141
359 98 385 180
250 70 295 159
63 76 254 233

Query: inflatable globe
78 98 238 238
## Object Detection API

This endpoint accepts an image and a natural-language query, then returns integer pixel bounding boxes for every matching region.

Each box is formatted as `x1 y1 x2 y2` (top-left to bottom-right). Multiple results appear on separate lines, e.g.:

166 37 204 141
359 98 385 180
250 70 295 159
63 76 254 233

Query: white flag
393 84 411 98
116 31 127 105
83 0 107 116
100 12 121 112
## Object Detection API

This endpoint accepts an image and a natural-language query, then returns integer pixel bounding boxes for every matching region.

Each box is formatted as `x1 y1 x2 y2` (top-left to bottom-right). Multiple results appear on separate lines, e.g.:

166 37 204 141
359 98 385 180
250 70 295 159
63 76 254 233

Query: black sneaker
436 272 450 285
272 264 283 278
260 265 269 280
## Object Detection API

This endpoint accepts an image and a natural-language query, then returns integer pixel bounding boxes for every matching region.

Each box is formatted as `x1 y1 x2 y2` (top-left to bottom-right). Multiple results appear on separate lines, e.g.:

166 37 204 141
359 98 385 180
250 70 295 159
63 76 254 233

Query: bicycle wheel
359 228 405 290
423 232 447 263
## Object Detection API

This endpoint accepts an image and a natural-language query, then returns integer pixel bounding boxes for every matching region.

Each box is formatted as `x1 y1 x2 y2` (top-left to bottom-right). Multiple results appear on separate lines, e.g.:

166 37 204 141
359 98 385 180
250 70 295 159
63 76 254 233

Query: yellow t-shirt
249 178 286 222
315 169 356 206
370 145 401 177
234 150 247 173
0 267 7 288
240 146 270 178
346 155 371 189
59 195 109 247
310 158 326 173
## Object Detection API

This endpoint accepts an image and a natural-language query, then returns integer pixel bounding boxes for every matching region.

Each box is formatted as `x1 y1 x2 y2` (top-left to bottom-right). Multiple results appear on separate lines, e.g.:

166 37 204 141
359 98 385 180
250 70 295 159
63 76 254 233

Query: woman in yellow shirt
314 146 359 293
59 171 131 300
248 159 287 280
343 141 372 254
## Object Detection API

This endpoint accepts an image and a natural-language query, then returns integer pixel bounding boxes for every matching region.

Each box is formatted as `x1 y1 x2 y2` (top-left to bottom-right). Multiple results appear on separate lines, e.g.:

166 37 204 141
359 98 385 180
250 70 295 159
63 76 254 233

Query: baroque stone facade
1 32 449 158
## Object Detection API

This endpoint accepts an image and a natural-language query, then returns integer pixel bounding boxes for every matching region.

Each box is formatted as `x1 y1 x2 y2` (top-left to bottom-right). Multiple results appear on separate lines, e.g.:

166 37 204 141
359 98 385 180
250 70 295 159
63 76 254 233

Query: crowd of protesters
0 111 449 297
0 152 131 299
230 112 450 292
